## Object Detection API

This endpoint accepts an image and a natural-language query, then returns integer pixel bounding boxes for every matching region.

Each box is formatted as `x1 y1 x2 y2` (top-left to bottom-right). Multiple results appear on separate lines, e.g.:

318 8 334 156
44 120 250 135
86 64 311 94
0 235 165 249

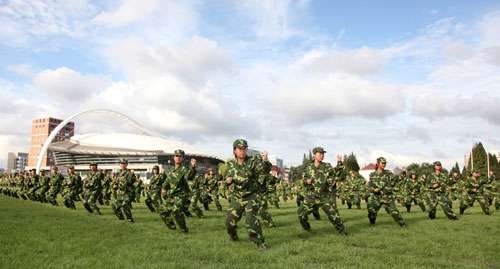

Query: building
6 152 16 173
47 132 223 177
28 117 75 169
360 163 376 180
16 152 28 171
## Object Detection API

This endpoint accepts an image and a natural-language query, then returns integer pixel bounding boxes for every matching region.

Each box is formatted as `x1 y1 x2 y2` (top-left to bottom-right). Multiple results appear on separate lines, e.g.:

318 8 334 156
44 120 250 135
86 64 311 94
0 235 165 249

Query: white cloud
6 64 36 78
274 73 406 125
33 67 111 102
92 0 158 27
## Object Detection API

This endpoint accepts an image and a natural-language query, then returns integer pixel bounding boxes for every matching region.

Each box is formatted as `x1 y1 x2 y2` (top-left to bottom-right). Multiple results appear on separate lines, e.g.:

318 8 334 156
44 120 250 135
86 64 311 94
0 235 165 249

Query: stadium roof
48 133 223 160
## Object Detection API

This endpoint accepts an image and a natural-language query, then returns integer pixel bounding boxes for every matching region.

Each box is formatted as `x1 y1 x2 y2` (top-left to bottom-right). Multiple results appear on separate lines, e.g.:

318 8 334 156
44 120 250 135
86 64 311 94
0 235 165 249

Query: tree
344 152 360 172
467 142 488 175
450 162 461 176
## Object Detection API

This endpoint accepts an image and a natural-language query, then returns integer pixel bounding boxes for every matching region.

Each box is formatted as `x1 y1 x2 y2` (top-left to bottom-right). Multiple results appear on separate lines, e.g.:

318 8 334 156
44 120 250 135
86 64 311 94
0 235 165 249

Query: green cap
119 158 128 164
233 139 248 148
89 162 97 166
376 157 387 164
174 149 185 156
152 165 159 170
433 161 442 166
312 147 326 154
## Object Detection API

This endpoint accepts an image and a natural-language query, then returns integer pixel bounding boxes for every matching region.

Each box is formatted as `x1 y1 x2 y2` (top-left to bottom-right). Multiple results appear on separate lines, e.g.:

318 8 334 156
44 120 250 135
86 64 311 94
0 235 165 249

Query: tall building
16 152 28 171
6 152 16 173
28 118 75 169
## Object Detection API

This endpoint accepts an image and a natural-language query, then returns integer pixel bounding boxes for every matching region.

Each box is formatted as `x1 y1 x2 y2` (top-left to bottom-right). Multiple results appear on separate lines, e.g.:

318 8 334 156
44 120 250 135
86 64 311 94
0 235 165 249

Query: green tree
344 152 360 172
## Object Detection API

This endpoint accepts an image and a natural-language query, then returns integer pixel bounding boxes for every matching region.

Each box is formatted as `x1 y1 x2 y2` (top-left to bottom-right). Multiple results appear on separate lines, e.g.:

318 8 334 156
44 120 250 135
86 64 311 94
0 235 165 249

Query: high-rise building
28 118 74 169
6 152 16 173
16 152 28 171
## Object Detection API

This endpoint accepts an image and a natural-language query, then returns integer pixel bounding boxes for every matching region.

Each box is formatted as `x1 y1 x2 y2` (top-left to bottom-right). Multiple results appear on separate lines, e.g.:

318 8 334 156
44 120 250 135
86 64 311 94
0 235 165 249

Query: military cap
174 149 185 156
312 147 326 154
433 161 442 166
68 165 75 169
152 165 159 170
233 139 248 148
89 162 97 166
472 169 481 173
376 157 387 164
119 158 128 164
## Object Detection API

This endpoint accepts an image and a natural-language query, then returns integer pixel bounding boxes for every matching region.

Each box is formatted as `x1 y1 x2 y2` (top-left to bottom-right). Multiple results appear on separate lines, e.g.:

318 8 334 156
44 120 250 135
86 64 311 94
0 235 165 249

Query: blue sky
1 0 499 169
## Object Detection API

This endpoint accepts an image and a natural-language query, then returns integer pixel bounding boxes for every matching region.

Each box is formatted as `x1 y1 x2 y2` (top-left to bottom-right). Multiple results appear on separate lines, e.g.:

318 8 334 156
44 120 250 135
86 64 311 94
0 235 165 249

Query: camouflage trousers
427 192 458 219
346 193 362 209
403 195 426 212
190 191 204 218
144 191 161 213
368 194 406 226
82 190 101 215
258 195 275 227
62 190 78 209
298 194 346 234
46 188 61 206
209 191 223 211
460 194 490 215
111 191 133 220
36 187 49 203
160 195 189 232
226 194 265 245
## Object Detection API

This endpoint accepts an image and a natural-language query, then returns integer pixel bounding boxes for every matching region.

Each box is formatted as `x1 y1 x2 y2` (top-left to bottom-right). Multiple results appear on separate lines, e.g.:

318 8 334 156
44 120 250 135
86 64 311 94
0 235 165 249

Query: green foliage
344 153 360 172
0 196 498 269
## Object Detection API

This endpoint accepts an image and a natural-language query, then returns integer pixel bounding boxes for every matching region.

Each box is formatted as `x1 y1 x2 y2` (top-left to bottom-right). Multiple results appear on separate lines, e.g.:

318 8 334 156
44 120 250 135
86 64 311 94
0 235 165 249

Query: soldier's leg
297 199 312 230
312 203 321 220
354 194 361 209
384 201 406 227
112 197 124 220
82 192 94 213
244 198 266 247
89 192 102 215
438 195 458 220
404 197 412 213
172 197 188 232
459 195 472 215
214 194 222 211
367 196 381 224
296 194 303 207
428 194 438 219
122 195 134 222
226 199 244 241
190 194 204 218
477 196 491 215
495 195 500 210
259 198 275 227
417 196 426 212
159 198 176 230
144 193 156 213
346 196 352 209
320 198 347 234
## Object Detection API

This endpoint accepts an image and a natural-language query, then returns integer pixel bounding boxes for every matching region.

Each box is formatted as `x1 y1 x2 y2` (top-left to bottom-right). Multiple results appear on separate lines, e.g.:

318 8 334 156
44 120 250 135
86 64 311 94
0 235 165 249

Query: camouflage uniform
459 172 491 215
160 150 196 232
426 164 458 220
46 171 64 205
189 172 205 218
27 172 40 201
111 163 137 222
298 147 347 234
225 139 271 247
344 171 366 209
36 172 50 203
62 170 82 209
145 167 164 213
258 173 277 227
206 172 223 211
101 172 112 205
403 174 426 213
83 168 103 215
367 157 406 226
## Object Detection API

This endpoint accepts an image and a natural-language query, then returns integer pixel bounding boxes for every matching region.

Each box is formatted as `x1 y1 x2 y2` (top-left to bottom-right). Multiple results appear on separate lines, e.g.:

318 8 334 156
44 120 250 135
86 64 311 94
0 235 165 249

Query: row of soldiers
1 140 499 250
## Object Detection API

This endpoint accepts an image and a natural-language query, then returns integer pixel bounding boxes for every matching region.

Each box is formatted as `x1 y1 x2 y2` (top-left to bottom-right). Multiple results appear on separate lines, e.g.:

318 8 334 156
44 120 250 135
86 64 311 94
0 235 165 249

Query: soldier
257 151 276 228
426 161 458 220
62 166 82 209
46 166 64 206
206 168 223 211
27 169 39 201
145 165 164 213
36 170 50 203
448 172 462 205
225 139 272 250
344 170 366 209
403 172 426 212
159 150 197 233
367 157 406 227
134 177 144 203
190 170 205 218
459 169 491 215
298 147 347 235
82 162 103 215
101 170 112 206
111 159 137 222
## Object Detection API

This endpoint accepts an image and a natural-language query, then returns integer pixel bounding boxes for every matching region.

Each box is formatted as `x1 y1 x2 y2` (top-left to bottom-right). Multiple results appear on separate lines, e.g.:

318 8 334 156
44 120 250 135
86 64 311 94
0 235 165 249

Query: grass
0 195 498 269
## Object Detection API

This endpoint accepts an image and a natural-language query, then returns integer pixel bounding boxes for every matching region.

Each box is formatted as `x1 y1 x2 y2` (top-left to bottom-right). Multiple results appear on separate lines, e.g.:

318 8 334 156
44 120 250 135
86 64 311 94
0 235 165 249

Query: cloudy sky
1 0 499 169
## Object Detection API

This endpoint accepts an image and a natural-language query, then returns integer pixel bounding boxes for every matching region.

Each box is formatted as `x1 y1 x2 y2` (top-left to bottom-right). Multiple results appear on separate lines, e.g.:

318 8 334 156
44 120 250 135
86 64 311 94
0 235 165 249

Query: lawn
0 195 498 269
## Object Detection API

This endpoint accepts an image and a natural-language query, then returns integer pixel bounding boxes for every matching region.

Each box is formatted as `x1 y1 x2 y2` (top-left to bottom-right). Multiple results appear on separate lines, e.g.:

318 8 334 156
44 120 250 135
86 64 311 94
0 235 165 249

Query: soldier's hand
226 177 233 185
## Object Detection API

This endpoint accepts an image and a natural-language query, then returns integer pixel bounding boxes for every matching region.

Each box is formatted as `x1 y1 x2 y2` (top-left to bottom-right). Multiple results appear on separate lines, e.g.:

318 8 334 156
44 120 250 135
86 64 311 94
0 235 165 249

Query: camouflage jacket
63 174 82 194
148 173 165 194
112 169 136 193
84 171 103 192
368 169 396 196
163 165 195 197
225 156 272 199
301 161 336 196
49 173 64 193
427 172 448 193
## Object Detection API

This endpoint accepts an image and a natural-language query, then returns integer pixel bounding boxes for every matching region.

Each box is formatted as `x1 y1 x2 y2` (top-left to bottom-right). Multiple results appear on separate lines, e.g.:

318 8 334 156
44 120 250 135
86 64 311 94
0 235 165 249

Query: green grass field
0 195 498 269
